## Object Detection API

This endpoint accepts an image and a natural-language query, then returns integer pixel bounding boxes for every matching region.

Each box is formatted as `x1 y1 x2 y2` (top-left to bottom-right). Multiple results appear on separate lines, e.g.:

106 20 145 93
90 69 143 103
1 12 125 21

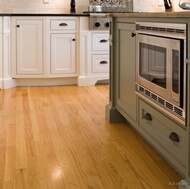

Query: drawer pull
169 132 180 142
100 39 108 43
72 38 75 41
100 61 108 64
143 113 152 121
59 23 68 26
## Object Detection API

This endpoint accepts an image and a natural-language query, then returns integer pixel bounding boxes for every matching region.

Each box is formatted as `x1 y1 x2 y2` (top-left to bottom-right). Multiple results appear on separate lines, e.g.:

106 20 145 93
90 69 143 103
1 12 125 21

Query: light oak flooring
0 84 182 189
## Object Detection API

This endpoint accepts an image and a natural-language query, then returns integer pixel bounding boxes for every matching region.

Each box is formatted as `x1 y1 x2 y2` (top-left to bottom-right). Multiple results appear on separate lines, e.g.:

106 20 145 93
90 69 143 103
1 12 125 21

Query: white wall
0 0 89 13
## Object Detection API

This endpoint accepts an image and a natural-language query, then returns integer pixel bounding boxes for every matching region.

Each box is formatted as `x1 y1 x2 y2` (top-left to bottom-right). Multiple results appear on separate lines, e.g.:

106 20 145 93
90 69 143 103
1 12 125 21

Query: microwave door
137 34 170 101
170 39 184 107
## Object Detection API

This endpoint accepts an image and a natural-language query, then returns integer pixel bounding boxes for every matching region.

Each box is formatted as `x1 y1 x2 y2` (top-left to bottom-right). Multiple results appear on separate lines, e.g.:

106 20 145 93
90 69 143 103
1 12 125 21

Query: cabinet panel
16 20 43 75
50 33 76 74
50 19 76 30
115 23 136 122
92 33 109 51
91 54 109 73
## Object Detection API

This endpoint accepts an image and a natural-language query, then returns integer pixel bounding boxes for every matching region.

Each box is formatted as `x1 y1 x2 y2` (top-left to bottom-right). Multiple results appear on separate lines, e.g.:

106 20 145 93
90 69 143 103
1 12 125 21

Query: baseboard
1 77 78 89
78 75 109 86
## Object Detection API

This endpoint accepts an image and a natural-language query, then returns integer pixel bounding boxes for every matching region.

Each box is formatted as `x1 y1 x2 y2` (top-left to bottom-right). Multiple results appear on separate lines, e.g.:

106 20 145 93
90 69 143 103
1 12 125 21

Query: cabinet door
51 33 76 74
115 23 137 122
16 19 43 75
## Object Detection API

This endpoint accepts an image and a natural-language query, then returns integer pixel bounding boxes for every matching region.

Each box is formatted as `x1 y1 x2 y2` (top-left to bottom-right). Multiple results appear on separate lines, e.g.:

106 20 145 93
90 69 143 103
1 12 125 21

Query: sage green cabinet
114 22 136 122
106 17 190 184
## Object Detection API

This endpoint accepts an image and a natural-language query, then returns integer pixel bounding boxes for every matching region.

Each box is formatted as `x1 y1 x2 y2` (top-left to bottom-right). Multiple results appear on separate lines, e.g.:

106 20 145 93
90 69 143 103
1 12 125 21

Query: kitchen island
106 12 190 188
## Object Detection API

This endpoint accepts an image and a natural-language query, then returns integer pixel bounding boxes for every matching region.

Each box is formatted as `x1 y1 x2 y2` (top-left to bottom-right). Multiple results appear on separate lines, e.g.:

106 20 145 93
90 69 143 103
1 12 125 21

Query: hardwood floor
0 85 182 189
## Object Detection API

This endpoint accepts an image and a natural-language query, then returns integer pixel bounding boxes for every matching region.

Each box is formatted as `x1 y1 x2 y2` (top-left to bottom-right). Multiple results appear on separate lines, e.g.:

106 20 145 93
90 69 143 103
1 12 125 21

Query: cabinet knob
72 38 75 41
16 25 20 28
143 113 152 121
169 132 180 142
131 32 136 37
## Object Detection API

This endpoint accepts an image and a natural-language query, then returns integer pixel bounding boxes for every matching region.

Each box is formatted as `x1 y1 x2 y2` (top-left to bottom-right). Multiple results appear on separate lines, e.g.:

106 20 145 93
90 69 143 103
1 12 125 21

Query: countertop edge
0 13 90 17
1 11 190 18
110 11 190 18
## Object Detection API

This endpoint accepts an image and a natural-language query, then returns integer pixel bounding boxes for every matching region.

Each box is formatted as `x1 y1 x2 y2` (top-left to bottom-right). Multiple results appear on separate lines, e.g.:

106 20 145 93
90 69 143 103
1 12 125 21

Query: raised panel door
115 22 137 122
51 33 76 74
16 19 43 75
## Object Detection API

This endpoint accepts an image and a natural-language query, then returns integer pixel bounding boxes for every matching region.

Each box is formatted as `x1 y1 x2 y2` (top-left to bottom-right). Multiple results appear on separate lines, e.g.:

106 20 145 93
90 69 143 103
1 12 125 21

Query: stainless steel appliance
89 13 110 30
135 22 186 122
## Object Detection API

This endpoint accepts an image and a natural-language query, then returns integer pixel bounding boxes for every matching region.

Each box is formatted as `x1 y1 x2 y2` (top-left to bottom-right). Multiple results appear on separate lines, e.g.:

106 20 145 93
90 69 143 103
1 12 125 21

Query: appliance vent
138 25 186 35
136 84 185 121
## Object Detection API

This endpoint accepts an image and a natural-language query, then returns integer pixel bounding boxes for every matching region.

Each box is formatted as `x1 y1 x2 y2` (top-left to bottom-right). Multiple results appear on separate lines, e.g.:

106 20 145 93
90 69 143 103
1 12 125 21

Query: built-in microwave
135 22 186 122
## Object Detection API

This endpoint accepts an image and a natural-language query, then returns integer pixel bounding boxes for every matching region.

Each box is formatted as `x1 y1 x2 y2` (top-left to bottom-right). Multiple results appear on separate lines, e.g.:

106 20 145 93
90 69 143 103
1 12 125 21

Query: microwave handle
185 59 190 64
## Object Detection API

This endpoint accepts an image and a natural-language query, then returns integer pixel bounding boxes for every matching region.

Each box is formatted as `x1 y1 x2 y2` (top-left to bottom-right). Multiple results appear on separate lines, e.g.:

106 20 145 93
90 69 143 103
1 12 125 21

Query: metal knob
131 32 136 37
72 38 75 41
94 21 101 28
105 22 109 28
16 25 20 28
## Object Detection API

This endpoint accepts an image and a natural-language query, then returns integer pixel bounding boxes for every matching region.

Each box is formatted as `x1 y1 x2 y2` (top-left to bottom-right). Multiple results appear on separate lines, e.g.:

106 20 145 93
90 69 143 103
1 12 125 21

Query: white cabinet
91 32 109 75
51 33 75 74
49 18 77 76
10 16 108 87
12 18 44 77
92 33 109 51
91 54 109 73
78 23 109 86
0 17 2 89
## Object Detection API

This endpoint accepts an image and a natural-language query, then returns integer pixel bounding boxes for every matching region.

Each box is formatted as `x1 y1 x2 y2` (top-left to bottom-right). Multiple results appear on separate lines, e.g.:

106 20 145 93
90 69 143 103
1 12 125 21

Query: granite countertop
111 11 190 18
0 13 90 17
0 11 190 18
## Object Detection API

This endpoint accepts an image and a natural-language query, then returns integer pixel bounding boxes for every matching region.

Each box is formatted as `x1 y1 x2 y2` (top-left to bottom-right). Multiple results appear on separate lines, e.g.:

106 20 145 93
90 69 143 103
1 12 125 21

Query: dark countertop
1 11 190 18
0 13 90 17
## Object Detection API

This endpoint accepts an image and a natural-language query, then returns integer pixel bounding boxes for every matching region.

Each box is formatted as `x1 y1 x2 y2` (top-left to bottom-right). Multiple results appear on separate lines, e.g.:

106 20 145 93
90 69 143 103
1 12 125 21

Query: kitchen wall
0 0 188 13
0 0 89 13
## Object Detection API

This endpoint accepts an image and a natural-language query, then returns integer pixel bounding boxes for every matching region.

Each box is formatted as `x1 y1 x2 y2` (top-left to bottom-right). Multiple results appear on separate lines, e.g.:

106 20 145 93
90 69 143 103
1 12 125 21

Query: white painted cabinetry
91 33 109 75
51 33 76 74
7 16 109 88
0 17 2 89
0 17 12 89
49 18 77 76
16 20 43 75
78 17 109 86
12 18 44 77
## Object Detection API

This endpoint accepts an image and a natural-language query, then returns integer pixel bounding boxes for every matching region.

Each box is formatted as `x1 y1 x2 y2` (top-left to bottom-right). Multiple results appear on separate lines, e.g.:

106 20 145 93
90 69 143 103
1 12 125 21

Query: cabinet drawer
92 33 109 51
139 99 187 167
92 54 109 73
50 19 76 30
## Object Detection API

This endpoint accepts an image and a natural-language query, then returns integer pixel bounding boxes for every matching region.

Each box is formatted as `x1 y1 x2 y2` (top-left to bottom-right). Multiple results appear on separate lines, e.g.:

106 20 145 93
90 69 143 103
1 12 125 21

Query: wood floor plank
0 85 182 189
